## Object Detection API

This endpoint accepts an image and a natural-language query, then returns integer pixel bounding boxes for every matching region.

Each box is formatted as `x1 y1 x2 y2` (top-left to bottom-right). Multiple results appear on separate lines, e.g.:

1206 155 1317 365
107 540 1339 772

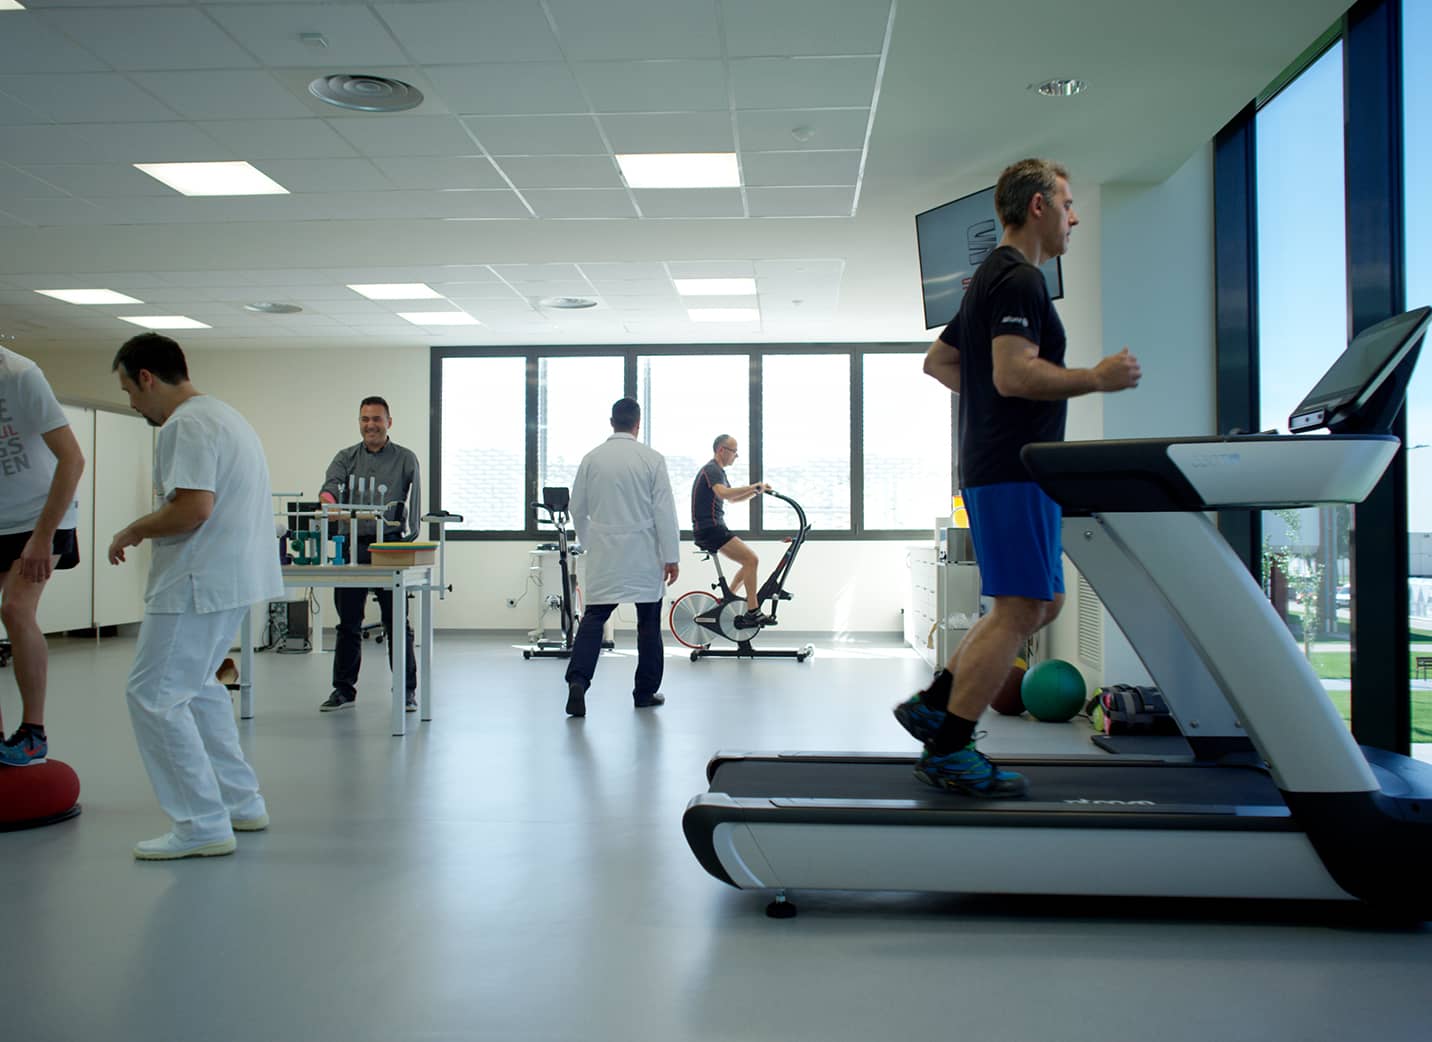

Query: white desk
239 563 436 736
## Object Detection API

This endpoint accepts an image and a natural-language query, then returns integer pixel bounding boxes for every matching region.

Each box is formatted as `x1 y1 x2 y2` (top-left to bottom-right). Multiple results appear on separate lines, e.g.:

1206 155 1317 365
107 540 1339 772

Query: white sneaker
231 812 269 832
133 832 237 861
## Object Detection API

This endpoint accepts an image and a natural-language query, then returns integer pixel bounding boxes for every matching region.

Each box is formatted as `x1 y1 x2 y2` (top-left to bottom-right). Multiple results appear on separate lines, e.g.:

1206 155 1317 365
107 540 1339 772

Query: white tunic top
0 348 79 535
146 395 283 614
569 433 680 605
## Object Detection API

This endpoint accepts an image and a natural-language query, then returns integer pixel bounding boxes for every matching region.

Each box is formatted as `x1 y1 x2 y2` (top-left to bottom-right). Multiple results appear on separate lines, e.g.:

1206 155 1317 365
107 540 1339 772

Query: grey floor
2 631 1430 1042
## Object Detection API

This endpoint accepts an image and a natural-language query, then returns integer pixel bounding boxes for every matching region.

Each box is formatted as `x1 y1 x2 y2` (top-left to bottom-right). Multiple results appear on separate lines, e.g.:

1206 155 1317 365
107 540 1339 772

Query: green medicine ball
1020 659 1087 722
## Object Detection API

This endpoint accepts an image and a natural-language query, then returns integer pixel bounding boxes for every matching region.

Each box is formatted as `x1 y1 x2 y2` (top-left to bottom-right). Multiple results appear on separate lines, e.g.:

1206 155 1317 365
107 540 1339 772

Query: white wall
1093 143 1218 685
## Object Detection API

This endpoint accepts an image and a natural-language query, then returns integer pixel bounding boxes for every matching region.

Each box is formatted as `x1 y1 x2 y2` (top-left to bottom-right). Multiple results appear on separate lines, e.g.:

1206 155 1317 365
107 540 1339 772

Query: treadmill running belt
709 758 1285 807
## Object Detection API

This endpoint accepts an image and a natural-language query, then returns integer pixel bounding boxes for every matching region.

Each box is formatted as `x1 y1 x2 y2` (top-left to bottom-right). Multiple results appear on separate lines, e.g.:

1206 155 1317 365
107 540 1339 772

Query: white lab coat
569 433 680 604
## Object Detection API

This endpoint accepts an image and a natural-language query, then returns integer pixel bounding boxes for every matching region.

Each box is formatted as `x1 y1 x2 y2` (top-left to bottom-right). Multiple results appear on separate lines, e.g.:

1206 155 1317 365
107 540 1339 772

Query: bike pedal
777 591 793 600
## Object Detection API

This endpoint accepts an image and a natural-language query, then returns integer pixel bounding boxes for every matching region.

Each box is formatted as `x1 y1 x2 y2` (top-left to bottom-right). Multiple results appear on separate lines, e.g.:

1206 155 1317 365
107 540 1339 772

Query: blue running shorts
963 482 1064 601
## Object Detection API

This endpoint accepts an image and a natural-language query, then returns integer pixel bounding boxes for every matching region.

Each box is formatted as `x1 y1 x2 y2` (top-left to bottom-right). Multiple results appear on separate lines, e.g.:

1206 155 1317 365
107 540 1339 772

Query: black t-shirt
691 460 727 531
942 245 1067 488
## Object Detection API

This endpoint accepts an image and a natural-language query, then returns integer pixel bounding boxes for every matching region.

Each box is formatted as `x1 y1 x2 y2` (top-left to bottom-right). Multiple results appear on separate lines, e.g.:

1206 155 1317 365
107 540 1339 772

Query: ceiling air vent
538 297 599 310
243 302 303 314
308 75 424 113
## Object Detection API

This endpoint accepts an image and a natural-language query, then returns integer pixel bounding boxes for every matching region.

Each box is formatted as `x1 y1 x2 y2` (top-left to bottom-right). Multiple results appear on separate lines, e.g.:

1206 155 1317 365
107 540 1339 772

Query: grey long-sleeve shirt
320 438 421 543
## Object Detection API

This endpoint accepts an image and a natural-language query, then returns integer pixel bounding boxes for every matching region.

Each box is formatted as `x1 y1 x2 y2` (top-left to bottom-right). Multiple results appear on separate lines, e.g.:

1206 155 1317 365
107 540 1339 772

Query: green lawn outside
1306 649 1432 680
1322 688 1432 743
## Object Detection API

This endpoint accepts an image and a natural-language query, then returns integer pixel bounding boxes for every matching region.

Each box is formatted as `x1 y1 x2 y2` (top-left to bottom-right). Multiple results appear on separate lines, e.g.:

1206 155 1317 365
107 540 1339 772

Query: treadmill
684 305 1432 917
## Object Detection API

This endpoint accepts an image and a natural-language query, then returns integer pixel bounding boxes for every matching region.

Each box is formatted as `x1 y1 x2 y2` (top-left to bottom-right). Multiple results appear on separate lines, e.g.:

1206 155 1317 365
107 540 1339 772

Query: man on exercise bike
691 435 772 630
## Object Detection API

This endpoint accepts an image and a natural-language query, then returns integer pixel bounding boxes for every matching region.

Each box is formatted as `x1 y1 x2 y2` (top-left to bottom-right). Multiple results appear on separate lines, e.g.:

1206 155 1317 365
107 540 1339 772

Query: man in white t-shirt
108 333 283 861
0 349 85 768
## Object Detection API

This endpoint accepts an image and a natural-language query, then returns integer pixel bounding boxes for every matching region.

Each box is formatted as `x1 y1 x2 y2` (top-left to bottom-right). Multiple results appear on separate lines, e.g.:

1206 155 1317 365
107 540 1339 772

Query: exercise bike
668 489 814 662
521 486 611 660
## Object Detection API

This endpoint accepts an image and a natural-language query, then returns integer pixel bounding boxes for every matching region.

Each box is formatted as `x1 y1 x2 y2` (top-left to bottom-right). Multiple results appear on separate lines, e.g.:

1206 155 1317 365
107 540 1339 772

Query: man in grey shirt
316 396 422 713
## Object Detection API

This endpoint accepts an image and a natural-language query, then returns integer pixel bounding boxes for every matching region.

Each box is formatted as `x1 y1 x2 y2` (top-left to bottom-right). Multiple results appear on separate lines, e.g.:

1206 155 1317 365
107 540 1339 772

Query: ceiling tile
736 108 871 151
316 189 530 221
252 158 391 194
546 0 721 60
722 0 892 58
328 116 479 158
18 164 173 198
495 156 623 190
370 156 507 190
632 190 745 219
0 90 45 124
574 60 728 113
104 196 315 224
742 150 862 187
0 74 181 124
0 164 69 199
374 1 562 64
463 115 608 156
755 259 846 281
38 8 259 71
131 71 314 120
2 123 231 165
598 111 734 154
426 64 587 116
746 186 856 217
523 190 638 219
199 119 360 160
585 280 678 299
731 57 880 109
666 260 756 277
576 262 670 282
207 4 411 67
0 14 109 73
490 263 587 282
0 197 110 227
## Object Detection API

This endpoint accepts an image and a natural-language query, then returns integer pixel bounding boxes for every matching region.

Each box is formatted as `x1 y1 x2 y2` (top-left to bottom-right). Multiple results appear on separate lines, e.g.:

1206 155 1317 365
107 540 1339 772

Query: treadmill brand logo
1187 452 1241 468
1063 798 1156 805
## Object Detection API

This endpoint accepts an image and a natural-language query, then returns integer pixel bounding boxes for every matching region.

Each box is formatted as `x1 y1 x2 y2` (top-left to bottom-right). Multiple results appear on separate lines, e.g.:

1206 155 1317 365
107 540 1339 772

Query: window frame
430 342 956 541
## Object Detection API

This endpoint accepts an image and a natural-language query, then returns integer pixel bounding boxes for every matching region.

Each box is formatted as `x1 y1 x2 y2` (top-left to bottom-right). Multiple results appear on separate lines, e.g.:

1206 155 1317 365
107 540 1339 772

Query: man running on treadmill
691 435 772 630
894 158 1141 797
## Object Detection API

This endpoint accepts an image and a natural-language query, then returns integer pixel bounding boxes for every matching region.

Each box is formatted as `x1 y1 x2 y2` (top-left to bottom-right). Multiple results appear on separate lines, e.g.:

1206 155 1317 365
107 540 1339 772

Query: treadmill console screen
1289 305 1431 433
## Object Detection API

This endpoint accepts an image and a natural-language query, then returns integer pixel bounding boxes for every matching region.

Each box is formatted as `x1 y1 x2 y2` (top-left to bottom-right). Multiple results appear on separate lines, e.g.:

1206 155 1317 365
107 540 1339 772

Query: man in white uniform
108 333 283 860
564 398 680 718
0 349 85 767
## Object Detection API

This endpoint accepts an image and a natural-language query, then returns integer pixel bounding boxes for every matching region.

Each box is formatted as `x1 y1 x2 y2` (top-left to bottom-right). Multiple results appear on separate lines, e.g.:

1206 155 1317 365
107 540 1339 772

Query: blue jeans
565 601 664 699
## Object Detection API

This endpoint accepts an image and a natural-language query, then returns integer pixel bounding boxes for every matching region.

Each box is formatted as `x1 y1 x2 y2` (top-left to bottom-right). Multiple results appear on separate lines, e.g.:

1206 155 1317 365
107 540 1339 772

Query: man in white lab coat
564 398 680 718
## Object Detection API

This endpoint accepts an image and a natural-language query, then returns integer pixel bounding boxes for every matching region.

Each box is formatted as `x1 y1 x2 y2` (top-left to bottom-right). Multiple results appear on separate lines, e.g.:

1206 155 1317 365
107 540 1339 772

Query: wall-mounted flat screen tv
916 185 1063 330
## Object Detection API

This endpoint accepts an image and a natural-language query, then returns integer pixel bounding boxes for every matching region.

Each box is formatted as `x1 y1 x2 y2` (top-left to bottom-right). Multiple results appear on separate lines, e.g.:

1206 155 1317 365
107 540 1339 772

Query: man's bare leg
0 560 57 730
718 537 761 614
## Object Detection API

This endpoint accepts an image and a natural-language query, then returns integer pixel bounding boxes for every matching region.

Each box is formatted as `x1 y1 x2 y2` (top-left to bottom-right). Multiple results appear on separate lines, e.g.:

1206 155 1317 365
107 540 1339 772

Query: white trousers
126 606 266 842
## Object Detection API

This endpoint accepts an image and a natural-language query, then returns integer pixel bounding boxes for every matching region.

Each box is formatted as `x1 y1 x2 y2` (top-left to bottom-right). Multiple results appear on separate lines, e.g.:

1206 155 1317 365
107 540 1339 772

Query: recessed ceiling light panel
134 161 289 197
243 302 303 314
118 315 211 330
1031 78 1087 97
397 311 480 327
616 153 740 189
348 283 442 301
310 74 424 113
36 288 142 305
673 278 756 297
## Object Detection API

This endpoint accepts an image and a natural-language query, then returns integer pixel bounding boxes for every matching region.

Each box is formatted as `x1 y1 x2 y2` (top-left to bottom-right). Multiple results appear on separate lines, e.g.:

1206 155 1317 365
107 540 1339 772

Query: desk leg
421 584 433 722
239 608 255 720
391 572 407 737
311 590 323 654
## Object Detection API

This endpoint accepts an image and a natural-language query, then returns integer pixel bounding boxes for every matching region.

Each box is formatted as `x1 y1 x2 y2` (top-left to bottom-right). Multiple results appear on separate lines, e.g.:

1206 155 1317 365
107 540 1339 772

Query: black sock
921 669 953 708
931 712 978 756
19 722 46 740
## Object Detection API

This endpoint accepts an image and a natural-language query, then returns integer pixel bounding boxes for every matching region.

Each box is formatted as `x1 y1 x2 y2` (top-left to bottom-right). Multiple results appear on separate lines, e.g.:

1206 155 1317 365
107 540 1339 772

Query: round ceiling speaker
243 302 303 314
308 75 424 113
538 297 600 310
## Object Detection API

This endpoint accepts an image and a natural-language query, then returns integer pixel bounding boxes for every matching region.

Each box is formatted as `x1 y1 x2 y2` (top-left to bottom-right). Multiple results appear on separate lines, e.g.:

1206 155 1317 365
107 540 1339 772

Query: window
863 353 953 529
762 354 850 530
440 356 527 531
538 356 625 493
1255 42 1351 727
1403 0 1432 750
638 354 750 531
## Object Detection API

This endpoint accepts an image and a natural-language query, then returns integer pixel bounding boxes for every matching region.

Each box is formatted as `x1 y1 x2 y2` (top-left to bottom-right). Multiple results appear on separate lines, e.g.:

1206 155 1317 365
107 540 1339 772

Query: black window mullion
1213 103 1262 577
524 354 539 539
1344 0 1408 754
748 353 762 534
850 348 864 535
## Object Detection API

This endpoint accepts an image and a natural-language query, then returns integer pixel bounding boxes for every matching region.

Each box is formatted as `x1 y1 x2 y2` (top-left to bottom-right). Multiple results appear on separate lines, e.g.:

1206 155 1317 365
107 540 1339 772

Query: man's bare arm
15 426 86 582
924 336 960 393
991 335 1141 401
